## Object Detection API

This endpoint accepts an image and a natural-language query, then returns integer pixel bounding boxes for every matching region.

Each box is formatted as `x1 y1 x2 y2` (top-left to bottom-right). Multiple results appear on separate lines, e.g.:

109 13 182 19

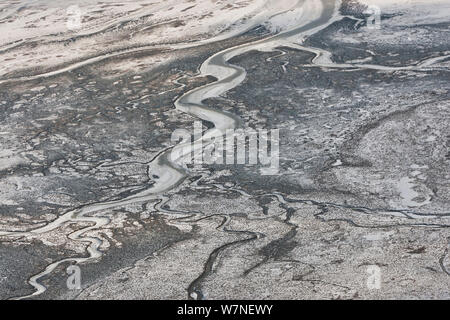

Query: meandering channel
4 0 445 299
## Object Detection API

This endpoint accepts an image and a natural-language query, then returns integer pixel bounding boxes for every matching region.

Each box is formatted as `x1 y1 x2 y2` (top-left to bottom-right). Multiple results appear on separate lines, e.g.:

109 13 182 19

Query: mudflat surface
0 0 449 300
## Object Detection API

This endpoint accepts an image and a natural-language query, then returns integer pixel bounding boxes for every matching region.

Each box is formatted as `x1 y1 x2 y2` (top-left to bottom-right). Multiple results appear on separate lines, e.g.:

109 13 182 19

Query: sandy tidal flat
0 0 449 300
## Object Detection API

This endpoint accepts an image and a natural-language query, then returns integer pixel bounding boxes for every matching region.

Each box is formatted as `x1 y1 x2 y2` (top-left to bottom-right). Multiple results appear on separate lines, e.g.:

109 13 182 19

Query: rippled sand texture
0 0 449 299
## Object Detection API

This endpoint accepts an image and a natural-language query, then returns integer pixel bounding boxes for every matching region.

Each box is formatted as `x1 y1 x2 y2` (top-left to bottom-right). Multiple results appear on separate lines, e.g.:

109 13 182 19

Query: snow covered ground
1 0 449 79
0 0 303 79
0 0 449 301
362 0 450 25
